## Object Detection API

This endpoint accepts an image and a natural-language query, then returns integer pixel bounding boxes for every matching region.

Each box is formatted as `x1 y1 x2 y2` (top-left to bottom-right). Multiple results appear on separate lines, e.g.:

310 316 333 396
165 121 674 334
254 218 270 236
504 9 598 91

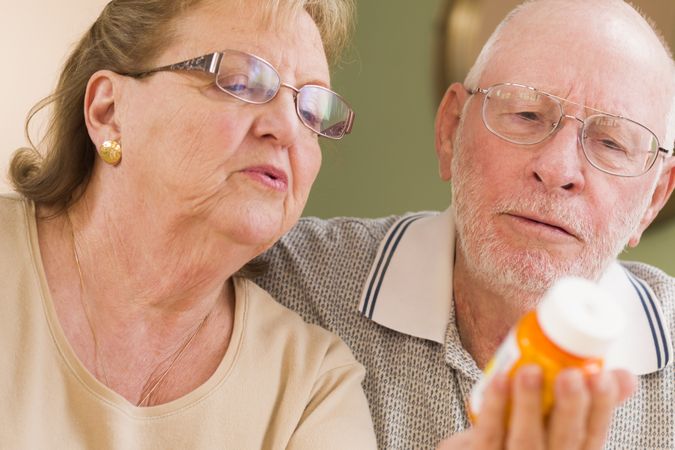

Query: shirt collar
358 208 672 375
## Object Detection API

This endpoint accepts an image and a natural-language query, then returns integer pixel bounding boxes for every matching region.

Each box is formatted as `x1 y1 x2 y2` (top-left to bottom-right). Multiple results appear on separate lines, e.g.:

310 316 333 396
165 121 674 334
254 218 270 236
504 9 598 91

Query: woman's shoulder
0 193 32 250
0 192 29 220
0 194 39 320
231 277 376 449
237 277 361 370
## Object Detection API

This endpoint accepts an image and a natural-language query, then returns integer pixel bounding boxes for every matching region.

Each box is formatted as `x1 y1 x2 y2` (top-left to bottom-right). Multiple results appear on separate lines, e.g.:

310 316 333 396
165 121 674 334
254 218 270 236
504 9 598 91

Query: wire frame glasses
123 49 355 140
468 83 674 177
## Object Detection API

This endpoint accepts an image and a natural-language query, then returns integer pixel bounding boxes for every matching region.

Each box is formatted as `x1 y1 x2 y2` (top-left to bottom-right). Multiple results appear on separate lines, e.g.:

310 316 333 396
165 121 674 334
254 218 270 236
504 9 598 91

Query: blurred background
1 0 673 273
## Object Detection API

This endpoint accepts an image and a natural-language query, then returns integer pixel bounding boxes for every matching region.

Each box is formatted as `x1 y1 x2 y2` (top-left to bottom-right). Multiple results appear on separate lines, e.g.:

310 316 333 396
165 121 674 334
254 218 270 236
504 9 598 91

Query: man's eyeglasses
122 49 355 140
467 83 674 177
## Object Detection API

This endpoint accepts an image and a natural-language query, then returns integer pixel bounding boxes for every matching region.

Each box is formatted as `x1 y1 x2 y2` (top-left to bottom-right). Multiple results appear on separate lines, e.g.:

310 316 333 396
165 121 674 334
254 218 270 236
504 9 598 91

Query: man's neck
452 250 542 369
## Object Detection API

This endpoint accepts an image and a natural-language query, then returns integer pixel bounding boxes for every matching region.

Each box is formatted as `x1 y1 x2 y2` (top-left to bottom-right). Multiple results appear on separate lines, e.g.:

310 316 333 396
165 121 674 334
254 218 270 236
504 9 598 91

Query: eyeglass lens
482 84 660 176
215 50 352 139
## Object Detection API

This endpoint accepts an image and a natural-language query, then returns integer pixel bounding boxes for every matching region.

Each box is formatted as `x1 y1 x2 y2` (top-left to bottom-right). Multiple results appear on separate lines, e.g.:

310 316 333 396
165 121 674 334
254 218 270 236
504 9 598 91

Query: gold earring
99 140 122 166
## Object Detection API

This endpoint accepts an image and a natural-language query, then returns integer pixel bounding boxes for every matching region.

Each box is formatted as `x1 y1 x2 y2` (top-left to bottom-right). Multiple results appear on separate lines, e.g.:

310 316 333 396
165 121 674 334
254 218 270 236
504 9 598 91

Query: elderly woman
1 0 376 448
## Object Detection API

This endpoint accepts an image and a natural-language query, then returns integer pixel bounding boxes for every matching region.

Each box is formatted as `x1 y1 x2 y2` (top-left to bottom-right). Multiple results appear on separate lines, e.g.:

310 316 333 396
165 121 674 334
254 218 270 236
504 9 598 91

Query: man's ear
84 70 123 148
435 82 470 182
627 157 675 247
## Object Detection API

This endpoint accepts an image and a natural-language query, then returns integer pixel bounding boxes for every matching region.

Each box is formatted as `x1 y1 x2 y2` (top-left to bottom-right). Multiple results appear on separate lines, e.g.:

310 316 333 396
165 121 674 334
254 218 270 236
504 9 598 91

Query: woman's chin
223 210 289 250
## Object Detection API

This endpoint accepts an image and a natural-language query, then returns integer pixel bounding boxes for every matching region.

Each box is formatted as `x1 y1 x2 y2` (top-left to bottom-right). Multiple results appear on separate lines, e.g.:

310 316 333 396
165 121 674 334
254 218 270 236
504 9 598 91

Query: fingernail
562 370 583 393
521 365 542 388
592 371 609 393
492 373 509 394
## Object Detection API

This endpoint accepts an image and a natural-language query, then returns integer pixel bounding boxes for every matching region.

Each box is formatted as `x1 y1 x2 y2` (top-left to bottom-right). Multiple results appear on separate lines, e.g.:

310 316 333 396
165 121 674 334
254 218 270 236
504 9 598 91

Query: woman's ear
435 82 469 182
627 157 675 247
84 70 123 147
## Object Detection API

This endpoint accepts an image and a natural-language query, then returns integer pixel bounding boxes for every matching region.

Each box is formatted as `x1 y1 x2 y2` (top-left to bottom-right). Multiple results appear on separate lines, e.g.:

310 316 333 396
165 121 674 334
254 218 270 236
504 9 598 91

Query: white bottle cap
537 277 625 358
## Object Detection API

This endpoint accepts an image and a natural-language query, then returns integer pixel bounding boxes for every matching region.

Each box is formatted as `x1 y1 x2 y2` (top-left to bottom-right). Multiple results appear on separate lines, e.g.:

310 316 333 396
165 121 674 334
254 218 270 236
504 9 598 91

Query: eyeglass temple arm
465 87 487 95
123 52 223 78
343 111 355 134
658 144 674 157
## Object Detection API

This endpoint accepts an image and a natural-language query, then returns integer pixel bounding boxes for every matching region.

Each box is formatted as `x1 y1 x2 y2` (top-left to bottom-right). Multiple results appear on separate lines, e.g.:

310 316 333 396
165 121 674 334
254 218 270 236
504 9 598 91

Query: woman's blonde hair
10 0 354 209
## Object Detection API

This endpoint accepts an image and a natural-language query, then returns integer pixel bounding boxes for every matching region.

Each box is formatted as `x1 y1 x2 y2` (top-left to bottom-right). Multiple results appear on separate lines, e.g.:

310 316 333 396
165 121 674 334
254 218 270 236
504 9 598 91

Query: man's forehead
478 4 672 132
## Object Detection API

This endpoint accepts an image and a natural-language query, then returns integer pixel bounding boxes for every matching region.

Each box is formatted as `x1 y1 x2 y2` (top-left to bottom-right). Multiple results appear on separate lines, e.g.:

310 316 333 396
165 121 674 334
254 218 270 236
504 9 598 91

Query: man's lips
505 212 581 240
240 165 288 192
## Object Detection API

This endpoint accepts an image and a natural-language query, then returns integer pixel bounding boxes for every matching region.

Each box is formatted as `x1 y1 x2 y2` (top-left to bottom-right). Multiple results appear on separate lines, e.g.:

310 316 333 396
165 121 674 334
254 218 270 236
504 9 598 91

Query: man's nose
526 115 586 194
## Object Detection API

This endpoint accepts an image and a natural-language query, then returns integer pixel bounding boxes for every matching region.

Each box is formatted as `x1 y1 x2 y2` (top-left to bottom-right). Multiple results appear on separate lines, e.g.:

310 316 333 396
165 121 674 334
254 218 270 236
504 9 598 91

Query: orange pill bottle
469 276 625 419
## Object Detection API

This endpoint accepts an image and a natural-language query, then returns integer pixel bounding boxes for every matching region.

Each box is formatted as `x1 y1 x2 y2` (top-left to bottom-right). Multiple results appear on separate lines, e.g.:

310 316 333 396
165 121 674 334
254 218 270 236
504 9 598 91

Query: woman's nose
251 88 303 147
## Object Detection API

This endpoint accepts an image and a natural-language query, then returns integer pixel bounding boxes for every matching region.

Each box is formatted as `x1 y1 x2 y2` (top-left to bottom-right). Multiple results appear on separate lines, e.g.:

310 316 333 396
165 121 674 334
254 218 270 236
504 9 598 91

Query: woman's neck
63 182 249 314
36 193 239 405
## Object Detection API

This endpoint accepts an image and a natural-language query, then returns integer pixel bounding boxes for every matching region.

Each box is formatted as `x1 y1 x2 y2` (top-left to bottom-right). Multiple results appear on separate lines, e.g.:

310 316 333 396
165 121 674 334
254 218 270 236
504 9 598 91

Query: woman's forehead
161 3 329 82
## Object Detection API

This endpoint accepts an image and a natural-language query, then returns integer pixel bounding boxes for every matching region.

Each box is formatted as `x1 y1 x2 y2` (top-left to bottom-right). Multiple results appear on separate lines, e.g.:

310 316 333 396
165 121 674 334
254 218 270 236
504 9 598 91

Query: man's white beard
450 125 651 299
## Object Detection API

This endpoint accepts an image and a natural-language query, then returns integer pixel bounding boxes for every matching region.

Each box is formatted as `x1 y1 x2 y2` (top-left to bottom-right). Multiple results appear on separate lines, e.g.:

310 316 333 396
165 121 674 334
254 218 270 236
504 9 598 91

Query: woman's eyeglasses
123 49 355 140
467 83 673 177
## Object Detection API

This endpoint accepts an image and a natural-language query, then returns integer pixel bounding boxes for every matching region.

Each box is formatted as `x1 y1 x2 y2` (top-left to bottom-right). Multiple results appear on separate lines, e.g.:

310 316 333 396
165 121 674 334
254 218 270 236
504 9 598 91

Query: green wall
303 2 675 275
624 223 675 275
303 0 449 218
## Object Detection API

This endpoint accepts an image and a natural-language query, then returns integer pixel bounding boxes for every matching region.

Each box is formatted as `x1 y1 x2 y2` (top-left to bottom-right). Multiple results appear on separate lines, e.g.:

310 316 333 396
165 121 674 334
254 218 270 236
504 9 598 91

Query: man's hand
436 365 637 450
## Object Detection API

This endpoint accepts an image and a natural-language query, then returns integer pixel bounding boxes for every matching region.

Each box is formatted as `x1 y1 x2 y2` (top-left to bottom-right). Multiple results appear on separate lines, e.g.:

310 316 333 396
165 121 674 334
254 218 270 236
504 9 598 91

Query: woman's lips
240 165 288 192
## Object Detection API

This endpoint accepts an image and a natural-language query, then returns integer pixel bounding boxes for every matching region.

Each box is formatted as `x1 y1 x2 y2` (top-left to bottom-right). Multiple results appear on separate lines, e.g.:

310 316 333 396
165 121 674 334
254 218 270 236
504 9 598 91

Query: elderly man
256 0 675 448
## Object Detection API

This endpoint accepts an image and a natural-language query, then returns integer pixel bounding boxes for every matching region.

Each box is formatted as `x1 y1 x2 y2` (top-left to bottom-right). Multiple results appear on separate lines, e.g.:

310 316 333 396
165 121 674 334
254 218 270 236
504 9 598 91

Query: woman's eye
300 109 322 128
219 74 250 93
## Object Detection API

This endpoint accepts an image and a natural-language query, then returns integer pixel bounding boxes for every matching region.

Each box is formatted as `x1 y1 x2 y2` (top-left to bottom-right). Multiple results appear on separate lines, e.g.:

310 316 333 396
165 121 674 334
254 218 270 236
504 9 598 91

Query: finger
506 365 545 450
435 430 473 450
583 371 624 450
472 373 510 449
611 369 637 404
547 369 590 450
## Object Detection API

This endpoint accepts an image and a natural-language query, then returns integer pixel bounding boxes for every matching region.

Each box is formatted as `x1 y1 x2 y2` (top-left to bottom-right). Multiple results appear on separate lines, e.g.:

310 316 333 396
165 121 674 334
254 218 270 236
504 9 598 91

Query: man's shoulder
261 215 401 269
611 262 675 447
254 213 428 330
621 260 675 301
621 260 675 335
283 215 401 249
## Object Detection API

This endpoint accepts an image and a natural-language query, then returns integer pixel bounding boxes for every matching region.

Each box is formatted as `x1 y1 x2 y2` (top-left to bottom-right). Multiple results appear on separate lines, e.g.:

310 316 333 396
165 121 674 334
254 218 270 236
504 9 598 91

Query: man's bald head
464 0 674 146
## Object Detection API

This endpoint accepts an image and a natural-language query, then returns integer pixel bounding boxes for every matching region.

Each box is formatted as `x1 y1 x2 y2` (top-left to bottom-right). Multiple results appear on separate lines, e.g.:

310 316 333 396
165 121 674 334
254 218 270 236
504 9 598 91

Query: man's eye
514 111 542 122
585 133 631 155
600 139 627 152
